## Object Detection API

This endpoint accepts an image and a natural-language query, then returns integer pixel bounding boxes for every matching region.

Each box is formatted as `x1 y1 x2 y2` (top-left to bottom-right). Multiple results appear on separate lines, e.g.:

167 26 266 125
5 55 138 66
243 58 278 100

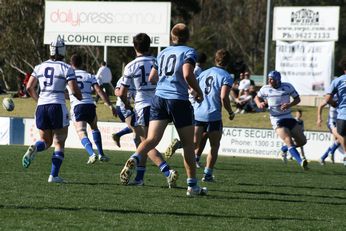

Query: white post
263 0 273 85
104 46 108 62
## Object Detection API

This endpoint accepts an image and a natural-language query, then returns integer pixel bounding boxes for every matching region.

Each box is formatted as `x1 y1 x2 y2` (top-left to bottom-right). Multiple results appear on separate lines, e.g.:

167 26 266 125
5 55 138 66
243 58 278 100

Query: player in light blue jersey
119 33 178 187
325 56 346 165
255 70 308 170
22 38 82 183
68 54 116 164
317 95 341 165
194 49 235 182
120 23 207 196
112 77 138 148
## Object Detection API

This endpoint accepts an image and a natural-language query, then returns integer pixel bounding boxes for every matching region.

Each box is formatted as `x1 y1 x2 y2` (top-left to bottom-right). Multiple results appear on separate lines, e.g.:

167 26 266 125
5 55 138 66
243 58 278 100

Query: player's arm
221 85 235 120
119 85 132 110
68 79 82 100
183 63 203 103
148 68 158 84
26 76 39 102
325 93 337 108
317 99 328 127
254 95 266 109
281 96 300 110
94 83 117 117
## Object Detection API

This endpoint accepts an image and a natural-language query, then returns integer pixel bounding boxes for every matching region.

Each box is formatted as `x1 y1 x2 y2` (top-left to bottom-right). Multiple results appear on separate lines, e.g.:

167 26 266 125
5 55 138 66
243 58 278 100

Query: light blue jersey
194 67 233 121
326 75 346 120
32 60 75 105
154 45 197 100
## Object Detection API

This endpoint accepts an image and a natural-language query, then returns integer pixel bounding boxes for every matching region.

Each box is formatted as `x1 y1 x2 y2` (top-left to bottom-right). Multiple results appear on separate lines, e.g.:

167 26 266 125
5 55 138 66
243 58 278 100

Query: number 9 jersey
154 45 197 100
31 60 76 106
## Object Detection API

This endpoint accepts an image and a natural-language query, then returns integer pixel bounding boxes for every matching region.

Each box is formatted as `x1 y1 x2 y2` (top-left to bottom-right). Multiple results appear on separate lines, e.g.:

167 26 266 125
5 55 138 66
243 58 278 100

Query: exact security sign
44 1 171 47
273 6 339 41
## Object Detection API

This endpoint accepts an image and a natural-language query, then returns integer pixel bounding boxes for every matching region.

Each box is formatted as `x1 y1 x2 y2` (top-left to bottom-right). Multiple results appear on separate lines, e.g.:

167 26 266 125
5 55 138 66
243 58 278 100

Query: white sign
22 119 344 163
44 1 171 47
0 117 10 144
273 6 339 41
275 41 334 95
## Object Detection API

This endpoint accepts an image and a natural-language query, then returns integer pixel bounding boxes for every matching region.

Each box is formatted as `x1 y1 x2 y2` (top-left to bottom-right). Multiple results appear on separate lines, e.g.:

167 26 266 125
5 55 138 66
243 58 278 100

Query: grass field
1 145 346 230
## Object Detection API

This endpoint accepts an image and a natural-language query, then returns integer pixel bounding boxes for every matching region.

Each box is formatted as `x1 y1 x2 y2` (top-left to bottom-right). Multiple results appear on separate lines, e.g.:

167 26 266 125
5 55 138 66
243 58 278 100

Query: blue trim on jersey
40 89 65 93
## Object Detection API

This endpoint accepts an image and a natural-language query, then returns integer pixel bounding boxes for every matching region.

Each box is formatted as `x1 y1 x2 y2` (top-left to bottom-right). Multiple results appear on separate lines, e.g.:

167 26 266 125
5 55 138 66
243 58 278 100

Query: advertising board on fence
273 6 339 41
44 1 171 47
275 41 334 95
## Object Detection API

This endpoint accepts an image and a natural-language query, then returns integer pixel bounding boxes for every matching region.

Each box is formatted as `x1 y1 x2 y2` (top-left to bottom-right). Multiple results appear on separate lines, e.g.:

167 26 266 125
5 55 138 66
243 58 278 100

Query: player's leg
195 132 208 168
48 126 68 183
89 115 109 162
335 119 346 166
22 105 52 168
112 106 133 147
202 121 222 182
74 120 97 164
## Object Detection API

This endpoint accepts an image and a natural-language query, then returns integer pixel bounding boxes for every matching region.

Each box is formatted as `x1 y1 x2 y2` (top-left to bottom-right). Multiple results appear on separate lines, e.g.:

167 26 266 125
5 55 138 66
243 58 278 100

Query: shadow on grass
0 204 325 222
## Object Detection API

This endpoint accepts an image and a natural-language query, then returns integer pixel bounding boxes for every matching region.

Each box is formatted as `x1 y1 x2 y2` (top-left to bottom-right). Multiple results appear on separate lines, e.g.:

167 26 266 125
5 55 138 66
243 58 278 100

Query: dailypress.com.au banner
275 41 334 95
44 1 171 47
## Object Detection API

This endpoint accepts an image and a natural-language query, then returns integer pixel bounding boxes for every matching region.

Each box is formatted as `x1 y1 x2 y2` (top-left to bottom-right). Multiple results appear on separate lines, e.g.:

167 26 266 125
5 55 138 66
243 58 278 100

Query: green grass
1 145 346 230
0 94 328 131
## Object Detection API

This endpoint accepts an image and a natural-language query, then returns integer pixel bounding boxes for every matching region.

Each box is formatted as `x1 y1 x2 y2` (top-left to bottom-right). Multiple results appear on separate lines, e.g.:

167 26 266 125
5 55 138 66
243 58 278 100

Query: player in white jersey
255 70 308 170
317 95 341 165
68 54 116 164
112 77 139 148
119 33 178 187
22 38 82 183
120 24 207 196
194 49 235 182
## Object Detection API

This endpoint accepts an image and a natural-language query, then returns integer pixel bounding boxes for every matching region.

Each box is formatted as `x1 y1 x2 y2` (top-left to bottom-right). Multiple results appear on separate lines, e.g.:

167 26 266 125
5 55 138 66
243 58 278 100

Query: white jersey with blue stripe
257 82 299 127
67 69 97 109
116 77 135 107
326 75 346 120
121 55 156 111
32 60 76 105
194 67 233 121
154 45 197 100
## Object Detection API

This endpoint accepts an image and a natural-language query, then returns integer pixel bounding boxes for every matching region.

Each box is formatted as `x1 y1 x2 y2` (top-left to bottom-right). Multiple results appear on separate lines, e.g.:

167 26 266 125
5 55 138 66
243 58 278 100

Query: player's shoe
128 179 144 186
202 174 214 182
164 138 181 159
186 186 208 197
301 159 308 170
87 154 97 164
280 151 288 164
48 175 65 183
112 133 121 147
120 157 137 185
98 154 110 162
166 169 178 188
22 145 37 168
343 157 346 166
319 158 326 166
196 160 202 168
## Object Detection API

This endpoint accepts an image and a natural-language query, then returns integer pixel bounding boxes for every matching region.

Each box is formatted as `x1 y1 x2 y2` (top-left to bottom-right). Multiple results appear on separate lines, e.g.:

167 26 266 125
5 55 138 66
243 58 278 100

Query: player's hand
257 102 266 109
316 119 322 127
228 111 235 120
281 103 290 110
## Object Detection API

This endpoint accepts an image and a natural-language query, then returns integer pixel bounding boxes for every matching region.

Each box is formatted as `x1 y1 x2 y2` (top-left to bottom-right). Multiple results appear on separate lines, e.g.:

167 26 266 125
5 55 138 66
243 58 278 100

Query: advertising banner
275 41 334 95
273 6 339 41
0 117 10 145
44 1 171 47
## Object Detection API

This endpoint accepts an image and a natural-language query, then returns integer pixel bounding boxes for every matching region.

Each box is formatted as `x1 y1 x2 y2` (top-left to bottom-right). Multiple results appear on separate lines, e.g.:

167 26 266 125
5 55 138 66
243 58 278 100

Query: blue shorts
150 95 194 129
36 104 69 130
73 104 96 124
136 106 150 127
276 118 297 130
336 119 346 136
194 120 223 132
115 106 136 126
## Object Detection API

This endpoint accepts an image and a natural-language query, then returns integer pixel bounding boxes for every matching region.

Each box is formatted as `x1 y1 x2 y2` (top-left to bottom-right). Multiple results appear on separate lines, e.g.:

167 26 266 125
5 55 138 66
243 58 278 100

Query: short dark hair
338 56 346 71
101 61 107 66
133 33 151 53
214 49 230 67
197 52 207 64
70 54 83 68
